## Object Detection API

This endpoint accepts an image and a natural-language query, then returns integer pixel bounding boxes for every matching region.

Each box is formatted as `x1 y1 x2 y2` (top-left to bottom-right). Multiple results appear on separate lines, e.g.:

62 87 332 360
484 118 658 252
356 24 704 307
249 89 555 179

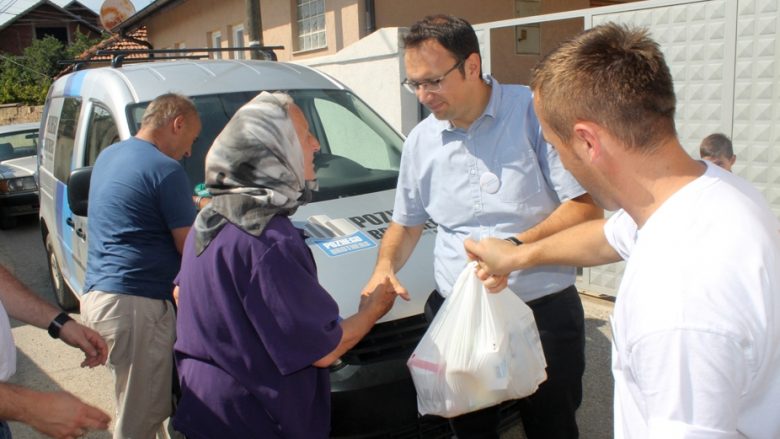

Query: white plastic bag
407 261 547 418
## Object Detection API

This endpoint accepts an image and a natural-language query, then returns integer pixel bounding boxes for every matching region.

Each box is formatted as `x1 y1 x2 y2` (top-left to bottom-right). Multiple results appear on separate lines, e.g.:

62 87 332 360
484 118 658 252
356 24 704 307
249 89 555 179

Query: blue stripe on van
63 71 87 97
55 180 82 294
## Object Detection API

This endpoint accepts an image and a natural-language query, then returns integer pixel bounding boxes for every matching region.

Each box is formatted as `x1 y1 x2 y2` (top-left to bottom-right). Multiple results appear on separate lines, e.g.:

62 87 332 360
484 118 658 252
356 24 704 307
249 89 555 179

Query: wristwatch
504 236 523 246
47 312 73 339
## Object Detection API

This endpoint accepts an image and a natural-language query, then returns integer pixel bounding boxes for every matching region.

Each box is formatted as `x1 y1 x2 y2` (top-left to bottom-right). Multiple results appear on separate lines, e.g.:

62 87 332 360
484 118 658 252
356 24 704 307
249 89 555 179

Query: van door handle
66 217 85 239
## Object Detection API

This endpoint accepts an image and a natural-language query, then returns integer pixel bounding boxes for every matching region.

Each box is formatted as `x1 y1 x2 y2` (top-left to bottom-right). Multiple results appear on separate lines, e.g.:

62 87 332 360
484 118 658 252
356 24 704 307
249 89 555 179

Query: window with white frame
233 25 245 59
211 31 223 59
296 0 326 51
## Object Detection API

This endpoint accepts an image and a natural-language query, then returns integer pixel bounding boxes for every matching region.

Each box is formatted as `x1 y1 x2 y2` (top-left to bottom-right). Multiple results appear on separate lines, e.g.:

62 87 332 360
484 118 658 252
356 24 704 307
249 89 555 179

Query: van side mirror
67 167 92 216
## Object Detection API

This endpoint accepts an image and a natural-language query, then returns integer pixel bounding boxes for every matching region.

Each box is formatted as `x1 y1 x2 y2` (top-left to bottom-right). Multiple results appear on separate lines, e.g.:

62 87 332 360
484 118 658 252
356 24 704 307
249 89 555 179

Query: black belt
525 284 577 307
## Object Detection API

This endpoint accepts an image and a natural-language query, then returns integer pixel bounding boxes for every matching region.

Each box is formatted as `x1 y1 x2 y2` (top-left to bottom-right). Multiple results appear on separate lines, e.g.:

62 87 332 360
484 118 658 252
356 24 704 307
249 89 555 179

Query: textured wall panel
733 0 780 217
582 1 732 296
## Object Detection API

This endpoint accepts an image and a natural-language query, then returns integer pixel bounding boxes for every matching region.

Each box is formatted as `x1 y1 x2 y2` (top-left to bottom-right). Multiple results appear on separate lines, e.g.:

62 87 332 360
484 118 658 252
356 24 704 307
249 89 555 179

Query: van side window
85 104 119 166
53 98 82 182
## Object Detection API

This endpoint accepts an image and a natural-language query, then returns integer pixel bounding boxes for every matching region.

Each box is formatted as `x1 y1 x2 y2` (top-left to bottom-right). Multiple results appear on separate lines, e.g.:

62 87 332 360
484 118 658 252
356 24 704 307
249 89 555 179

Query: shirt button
470 169 476 175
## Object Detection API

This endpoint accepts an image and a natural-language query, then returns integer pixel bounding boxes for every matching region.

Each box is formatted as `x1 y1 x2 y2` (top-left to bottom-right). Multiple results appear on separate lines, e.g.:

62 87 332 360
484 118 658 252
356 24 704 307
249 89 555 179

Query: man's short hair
530 23 677 152
402 14 481 76
141 93 198 130
699 133 734 159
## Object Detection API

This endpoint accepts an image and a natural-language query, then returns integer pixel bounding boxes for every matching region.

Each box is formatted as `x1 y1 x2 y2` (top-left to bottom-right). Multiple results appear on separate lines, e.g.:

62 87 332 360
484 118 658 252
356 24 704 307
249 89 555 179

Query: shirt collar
436 75 501 134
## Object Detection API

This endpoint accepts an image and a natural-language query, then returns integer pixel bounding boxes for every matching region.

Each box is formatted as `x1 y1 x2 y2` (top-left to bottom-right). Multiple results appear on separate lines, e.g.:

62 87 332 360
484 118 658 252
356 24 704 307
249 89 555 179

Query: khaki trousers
81 291 176 439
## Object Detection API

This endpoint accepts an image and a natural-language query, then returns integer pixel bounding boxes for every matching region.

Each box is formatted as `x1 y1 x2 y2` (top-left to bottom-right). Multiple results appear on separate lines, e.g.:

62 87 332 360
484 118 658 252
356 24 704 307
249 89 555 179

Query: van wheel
45 234 79 311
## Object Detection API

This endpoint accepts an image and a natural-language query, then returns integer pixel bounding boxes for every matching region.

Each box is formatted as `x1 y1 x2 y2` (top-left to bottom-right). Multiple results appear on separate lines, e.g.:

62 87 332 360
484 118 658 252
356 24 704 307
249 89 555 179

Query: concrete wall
0 105 43 126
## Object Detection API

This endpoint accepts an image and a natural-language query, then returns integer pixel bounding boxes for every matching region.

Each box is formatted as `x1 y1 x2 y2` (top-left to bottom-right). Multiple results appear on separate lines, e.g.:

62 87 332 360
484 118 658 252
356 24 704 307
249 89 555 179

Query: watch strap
504 236 523 246
47 312 73 339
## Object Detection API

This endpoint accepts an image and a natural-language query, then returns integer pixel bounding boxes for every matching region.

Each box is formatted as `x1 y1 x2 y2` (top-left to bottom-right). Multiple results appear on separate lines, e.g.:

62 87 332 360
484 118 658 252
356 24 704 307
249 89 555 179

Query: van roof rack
60 46 284 69
59 55 209 71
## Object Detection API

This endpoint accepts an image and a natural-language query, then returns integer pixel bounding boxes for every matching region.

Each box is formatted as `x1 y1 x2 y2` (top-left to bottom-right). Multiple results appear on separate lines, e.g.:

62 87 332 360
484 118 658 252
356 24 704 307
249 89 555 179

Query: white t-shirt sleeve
603 210 637 260
628 329 749 438
0 301 16 381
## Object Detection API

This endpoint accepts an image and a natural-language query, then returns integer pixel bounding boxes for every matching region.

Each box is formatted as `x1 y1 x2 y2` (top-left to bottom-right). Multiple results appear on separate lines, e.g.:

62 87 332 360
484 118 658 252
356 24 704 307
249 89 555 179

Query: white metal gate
475 0 780 297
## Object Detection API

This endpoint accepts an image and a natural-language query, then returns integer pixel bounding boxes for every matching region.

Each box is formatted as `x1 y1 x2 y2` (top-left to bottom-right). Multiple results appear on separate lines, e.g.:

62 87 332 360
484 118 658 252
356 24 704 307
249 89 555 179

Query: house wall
0 25 34 55
144 0 366 61
261 0 297 59
145 0 245 51
139 0 622 66
373 0 515 28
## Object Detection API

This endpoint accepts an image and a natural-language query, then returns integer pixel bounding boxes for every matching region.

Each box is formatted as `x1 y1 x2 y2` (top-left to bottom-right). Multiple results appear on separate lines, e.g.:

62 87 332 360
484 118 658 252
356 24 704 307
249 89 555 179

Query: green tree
66 30 102 60
0 30 102 105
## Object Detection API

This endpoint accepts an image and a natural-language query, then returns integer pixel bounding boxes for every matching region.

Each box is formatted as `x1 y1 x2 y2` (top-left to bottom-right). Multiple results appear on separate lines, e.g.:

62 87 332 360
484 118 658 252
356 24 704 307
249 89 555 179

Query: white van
37 57 453 437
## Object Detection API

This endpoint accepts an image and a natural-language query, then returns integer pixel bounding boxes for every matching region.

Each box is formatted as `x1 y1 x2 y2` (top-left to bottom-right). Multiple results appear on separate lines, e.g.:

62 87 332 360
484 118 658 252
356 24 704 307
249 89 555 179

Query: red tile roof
56 26 150 76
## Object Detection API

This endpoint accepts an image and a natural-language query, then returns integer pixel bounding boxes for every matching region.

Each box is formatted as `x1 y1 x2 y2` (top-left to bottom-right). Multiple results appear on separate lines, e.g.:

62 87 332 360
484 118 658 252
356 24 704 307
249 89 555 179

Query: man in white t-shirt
464 23 780 438
0 264 111 438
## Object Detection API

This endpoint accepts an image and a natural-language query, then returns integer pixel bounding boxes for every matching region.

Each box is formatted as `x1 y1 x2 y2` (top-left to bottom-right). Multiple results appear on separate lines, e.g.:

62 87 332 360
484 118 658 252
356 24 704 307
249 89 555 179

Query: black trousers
424 285 586 439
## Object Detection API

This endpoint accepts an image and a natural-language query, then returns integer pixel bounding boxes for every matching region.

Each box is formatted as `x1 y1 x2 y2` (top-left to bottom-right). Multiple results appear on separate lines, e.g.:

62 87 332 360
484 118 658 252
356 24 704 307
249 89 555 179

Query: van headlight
0 176 37 193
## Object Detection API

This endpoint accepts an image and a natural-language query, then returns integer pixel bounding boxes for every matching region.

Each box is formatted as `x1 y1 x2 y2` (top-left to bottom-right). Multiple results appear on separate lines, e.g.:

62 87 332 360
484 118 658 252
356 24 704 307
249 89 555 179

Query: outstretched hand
361 269 410 301
58 320 108 368
26 391 110 439
360 276 397 321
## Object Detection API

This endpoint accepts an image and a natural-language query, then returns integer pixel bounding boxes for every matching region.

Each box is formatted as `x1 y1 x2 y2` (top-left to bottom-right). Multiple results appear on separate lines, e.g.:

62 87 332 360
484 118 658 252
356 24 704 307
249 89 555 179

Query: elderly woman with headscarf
171 92 396 439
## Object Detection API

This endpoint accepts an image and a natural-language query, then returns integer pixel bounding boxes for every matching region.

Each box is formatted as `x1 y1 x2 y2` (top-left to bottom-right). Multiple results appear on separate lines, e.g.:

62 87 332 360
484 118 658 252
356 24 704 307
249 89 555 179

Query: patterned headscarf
193 91 316 254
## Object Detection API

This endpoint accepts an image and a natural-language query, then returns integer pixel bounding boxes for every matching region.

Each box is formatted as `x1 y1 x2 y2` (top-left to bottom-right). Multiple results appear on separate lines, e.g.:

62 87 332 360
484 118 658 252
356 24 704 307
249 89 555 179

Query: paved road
1 214 614 438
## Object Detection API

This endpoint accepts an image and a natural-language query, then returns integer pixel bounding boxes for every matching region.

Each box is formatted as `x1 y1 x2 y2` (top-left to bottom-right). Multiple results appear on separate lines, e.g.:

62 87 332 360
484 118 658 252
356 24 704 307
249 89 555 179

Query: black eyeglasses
401 60 464 94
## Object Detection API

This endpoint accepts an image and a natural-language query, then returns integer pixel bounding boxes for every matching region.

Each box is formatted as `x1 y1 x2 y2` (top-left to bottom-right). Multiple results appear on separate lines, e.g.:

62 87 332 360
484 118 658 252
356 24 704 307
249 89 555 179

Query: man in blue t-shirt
81 93 201 439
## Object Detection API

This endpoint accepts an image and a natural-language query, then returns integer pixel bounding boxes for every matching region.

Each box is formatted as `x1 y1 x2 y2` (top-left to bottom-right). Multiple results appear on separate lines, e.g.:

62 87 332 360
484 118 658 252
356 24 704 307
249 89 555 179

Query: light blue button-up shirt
393 76 585 301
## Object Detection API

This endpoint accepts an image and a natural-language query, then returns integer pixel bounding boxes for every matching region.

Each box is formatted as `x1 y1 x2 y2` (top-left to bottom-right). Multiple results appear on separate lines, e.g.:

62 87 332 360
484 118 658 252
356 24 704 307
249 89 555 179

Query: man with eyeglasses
361 14 602 439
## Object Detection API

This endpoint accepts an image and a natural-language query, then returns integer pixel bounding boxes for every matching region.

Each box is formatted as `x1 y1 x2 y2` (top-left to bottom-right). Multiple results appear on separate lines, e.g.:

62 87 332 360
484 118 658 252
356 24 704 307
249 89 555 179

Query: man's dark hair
403 14 481 76
699 133 734 159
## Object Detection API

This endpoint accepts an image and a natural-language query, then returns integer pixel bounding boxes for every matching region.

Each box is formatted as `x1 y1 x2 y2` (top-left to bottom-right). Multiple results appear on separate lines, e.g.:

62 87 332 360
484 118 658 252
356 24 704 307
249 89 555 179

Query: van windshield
127 90 403 202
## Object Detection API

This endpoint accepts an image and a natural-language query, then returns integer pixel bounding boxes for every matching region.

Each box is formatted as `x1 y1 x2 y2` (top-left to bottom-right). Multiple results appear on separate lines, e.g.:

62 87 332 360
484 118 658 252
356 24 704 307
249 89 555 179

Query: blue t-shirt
173 217 342 439
84 137 196 300
394 76 586 301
